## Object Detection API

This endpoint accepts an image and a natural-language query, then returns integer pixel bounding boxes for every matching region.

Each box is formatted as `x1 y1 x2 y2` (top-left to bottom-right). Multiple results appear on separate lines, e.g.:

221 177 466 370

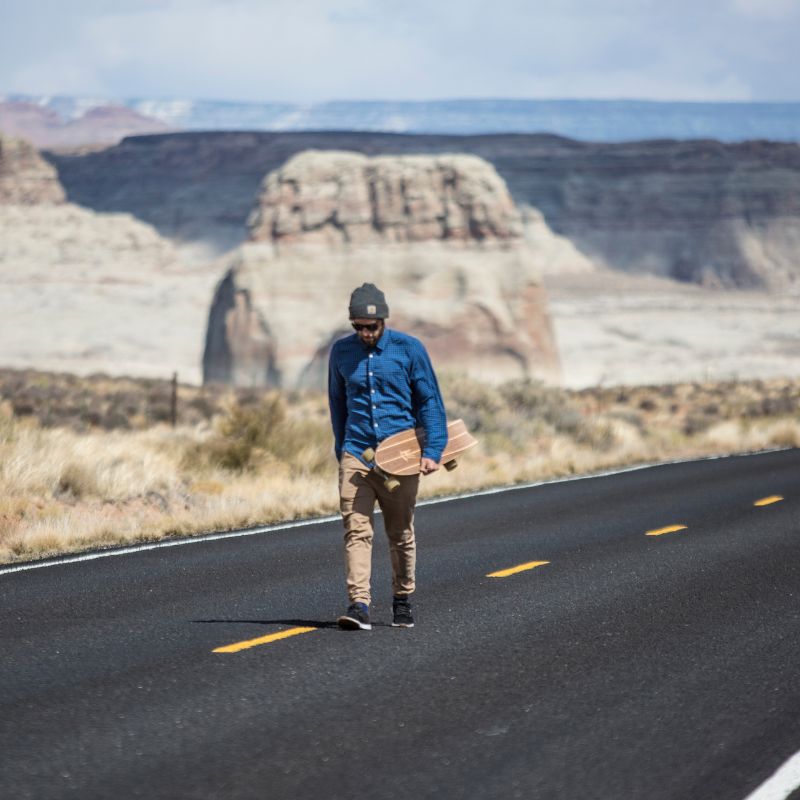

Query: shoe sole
337 615 372 631
391 621 415 628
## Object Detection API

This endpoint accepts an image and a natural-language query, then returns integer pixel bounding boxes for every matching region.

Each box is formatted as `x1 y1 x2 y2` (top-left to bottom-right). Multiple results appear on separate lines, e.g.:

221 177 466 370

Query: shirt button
372 405 377 409
369 372 373 376
369 354 374 358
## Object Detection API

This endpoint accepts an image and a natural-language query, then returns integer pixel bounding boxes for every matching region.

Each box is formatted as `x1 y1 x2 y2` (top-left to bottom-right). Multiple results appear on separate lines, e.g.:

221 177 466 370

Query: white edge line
0 515 340 576
742 750 800 800
417 446 788 507
0 447 787 577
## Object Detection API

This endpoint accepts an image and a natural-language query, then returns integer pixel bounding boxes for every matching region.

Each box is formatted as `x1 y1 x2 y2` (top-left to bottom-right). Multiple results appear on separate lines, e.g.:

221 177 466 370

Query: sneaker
337 602 372 631
392 596 415 628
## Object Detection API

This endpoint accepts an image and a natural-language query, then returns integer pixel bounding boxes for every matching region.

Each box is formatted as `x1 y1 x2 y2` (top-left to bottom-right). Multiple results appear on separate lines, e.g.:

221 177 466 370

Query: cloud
730 0 798 19
1 0 798 102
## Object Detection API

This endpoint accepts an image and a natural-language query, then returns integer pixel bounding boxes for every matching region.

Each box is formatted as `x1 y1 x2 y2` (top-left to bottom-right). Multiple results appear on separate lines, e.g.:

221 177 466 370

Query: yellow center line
646 524 688 537
213 626 317 654
754 495 784 507
487 560 550 578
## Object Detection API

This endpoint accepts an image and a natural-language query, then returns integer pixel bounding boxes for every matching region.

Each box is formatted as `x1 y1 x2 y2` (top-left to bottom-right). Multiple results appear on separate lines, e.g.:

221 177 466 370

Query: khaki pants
338 452 420 605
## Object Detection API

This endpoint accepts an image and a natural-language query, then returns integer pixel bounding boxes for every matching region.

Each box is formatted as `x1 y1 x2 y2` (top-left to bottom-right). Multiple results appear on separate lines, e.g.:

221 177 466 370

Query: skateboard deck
367 418 478 479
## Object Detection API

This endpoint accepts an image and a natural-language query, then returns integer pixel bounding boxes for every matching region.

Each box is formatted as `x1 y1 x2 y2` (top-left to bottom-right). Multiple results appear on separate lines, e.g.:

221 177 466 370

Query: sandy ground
0 265 221 385
2 258 800 389
545 270 800 388
0 203 224 385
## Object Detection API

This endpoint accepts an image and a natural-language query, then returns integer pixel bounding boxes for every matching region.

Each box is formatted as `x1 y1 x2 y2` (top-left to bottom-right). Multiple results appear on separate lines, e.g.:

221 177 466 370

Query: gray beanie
348 283 389 319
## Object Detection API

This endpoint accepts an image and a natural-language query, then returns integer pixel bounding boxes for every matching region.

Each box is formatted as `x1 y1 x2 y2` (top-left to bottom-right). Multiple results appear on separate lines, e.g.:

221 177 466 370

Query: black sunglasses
352 322 381 332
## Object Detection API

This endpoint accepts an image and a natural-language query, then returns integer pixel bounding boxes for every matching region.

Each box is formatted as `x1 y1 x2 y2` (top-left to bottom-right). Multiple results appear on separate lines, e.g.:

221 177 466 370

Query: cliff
0 135 216 382
46 131 800 290
203 151 562 389
0 134 66 204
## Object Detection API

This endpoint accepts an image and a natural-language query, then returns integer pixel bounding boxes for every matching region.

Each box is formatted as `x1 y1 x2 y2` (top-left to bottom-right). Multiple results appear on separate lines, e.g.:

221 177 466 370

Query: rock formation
48 131 800 290
204 151 562 389
0 135 65 204
0 134 217 383
248 151 523 246
524 138 800 290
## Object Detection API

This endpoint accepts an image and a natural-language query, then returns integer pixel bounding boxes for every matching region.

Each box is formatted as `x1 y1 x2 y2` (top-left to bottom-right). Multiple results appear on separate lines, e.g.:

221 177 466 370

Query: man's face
352 318 384 347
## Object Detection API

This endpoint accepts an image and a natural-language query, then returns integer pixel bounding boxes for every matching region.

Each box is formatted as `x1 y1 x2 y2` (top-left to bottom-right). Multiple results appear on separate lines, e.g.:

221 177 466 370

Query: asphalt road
2 449 799 800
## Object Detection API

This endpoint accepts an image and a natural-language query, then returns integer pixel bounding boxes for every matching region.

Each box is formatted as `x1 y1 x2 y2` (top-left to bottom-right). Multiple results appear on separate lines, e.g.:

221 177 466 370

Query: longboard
363 418 478 491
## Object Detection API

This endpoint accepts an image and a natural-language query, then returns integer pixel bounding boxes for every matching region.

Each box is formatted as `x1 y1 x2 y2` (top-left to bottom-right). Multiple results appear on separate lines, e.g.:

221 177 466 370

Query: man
328 283 447 631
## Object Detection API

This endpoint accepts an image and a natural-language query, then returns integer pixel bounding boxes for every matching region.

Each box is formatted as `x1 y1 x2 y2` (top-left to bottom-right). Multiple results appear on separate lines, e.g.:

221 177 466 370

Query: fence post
171 372 178 428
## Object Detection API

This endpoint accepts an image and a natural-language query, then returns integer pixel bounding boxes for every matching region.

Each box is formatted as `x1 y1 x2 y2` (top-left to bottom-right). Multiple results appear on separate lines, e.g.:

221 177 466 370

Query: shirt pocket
344 356 369 393
382 358 412 399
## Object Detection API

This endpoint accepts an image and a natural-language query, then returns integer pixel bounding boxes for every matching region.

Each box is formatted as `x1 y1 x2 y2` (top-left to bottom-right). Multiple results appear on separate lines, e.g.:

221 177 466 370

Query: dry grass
1 370 799 565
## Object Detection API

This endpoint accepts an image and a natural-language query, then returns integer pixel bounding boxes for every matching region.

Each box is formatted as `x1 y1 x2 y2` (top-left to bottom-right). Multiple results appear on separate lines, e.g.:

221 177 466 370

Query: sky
1 0 800 104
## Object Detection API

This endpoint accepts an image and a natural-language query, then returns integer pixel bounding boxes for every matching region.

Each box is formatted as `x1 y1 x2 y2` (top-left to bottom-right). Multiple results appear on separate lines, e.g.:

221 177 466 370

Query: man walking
328 283 447 630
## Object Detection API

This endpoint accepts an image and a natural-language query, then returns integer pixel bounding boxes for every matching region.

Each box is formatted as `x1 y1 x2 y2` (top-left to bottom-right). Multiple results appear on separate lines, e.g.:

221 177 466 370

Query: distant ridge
3 94 800 143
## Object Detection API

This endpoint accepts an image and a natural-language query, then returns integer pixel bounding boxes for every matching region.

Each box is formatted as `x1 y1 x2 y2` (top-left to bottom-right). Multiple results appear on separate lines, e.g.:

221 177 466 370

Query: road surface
2 449 799 799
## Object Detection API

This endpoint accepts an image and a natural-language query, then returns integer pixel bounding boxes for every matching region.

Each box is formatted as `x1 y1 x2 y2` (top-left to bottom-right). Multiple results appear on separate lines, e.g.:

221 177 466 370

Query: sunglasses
352 322 381 332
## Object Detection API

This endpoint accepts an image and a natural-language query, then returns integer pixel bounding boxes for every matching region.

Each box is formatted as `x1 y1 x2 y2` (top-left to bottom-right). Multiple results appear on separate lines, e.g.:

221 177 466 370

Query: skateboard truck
362 448 401 492
362 449 458 491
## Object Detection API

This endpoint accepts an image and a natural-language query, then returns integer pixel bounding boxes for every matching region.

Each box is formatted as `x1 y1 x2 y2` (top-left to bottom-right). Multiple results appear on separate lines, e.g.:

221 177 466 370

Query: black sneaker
392 597 415 628
337 602 372 631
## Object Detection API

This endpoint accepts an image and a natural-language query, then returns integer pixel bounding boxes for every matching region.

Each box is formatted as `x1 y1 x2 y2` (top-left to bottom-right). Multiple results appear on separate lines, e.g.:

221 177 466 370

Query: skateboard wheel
362 447 375 463
444 459 458 471
385 478 401 492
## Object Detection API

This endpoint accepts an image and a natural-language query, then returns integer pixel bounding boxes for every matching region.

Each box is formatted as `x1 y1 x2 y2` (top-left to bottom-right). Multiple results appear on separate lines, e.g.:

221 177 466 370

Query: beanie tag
367 304 377 314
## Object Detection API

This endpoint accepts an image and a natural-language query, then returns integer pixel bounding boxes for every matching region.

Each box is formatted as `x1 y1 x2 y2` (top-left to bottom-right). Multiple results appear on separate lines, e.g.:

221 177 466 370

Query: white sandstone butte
0 134 217 382
203 150 566 389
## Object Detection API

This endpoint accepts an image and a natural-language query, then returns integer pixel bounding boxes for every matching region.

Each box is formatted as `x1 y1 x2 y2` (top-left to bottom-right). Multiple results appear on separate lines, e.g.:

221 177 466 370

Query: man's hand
420 457 440 475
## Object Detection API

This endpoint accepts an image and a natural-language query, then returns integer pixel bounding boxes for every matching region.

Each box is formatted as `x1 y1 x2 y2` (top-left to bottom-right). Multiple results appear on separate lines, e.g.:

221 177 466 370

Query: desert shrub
0 399 14 435
499 379 588 437
57 462 100 499
204 394 286 471
146 401 174 424
183 394 333 476
582 419 618 450
683 410 718 436
186 394 218 419
767 421 800 448
743 391 799 419
608 409 646 432
440 373 506 434
440 374 613 453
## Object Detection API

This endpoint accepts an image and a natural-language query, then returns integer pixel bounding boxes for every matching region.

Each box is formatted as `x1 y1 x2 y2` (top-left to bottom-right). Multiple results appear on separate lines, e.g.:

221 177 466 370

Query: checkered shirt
328 328 447 465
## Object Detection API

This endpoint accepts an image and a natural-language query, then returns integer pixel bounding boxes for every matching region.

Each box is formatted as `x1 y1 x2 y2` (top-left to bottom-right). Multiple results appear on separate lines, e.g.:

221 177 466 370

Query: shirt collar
374 327 389 352
357 326 390 352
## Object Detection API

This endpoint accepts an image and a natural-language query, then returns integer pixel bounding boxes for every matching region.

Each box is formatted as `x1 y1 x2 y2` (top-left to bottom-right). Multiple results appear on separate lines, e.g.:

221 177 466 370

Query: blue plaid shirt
328 328 448 465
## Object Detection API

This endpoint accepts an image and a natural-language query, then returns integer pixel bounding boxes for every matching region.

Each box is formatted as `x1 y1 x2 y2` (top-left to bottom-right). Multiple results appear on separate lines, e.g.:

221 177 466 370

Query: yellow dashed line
487 560 550 578
646 525 688 537
213 626 317 653
754 496 784 507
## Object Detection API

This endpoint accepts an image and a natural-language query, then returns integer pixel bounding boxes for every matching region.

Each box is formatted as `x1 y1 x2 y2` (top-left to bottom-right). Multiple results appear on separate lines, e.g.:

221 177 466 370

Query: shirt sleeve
327 345 347 461
410 342 448 462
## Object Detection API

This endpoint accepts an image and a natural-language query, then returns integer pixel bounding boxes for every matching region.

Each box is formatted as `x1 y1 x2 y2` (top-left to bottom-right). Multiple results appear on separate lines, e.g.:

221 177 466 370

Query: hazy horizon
7 92 800 107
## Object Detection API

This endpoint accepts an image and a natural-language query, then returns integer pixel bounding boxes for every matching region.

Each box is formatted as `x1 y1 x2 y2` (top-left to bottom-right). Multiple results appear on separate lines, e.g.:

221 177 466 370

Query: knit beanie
348 283 389 319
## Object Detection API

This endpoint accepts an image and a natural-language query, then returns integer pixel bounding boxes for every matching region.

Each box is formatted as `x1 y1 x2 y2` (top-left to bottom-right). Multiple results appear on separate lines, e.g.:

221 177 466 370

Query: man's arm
327 346 347 462
410 342 448 467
